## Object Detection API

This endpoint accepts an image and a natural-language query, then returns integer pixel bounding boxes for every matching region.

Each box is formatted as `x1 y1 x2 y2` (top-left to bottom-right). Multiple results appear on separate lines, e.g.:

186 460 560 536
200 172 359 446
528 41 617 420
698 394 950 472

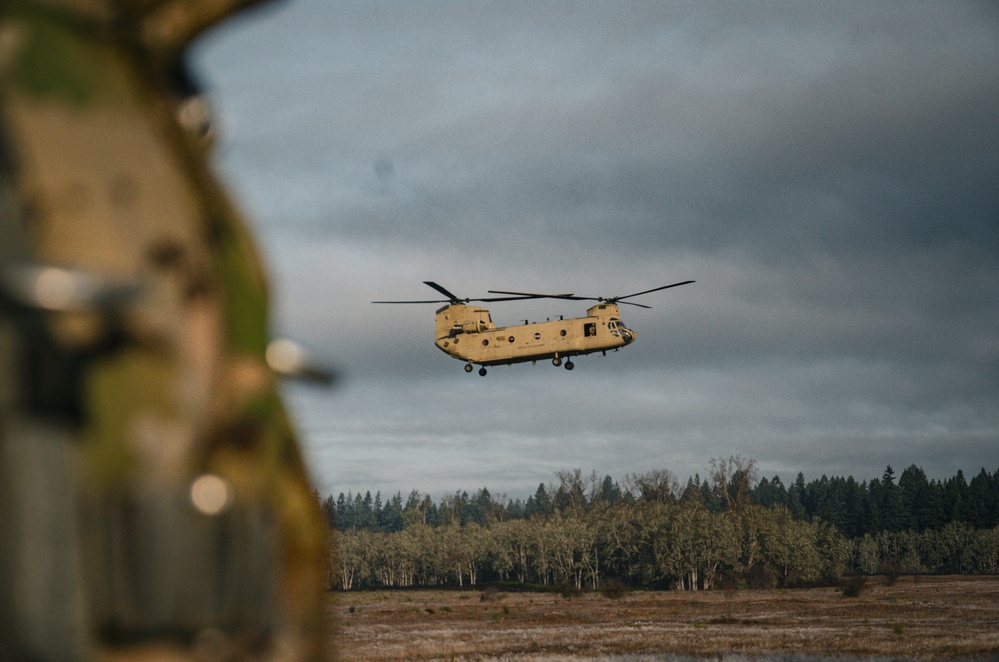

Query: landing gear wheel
552 357 562 367
464 363 474 373
478 367 487 376
565 360 574 370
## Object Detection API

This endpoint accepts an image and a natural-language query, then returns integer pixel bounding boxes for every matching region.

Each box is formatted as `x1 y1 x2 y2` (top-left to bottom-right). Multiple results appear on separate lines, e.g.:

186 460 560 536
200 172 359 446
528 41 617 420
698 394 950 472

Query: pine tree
841 476 866 537
525 483 553 518
899 465 941 531
321 494 338 529
878 466 906 533
378 492 405 532
792 473 808 518
597 475 623 505
967 468 998 528
942 470 970 524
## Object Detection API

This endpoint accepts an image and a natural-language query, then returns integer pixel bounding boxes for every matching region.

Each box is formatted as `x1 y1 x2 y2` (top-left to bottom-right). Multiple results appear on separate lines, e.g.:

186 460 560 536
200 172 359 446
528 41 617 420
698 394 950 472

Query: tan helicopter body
377 281 693 375
435 301 634 372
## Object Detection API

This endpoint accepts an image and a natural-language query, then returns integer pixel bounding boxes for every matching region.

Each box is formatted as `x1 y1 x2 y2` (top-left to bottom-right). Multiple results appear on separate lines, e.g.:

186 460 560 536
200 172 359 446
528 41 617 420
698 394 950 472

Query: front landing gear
465 363 487 376
564 360 574 370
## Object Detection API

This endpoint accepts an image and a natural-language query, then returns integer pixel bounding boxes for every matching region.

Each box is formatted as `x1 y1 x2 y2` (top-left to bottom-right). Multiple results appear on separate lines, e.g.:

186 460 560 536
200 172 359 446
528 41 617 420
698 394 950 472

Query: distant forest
319 459 999 591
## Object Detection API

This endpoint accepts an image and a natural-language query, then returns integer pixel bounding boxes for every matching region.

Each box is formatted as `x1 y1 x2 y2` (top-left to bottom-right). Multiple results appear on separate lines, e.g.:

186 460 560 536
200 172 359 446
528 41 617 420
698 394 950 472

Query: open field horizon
329 575 999 660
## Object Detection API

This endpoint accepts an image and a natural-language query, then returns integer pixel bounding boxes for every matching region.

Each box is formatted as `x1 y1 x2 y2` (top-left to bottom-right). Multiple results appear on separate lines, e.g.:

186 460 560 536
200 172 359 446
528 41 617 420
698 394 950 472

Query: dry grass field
329 575 999 660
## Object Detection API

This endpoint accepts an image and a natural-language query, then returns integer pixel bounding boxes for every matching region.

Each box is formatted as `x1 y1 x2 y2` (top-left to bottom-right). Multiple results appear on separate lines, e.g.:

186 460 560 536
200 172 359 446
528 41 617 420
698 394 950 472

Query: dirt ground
328 575 999 660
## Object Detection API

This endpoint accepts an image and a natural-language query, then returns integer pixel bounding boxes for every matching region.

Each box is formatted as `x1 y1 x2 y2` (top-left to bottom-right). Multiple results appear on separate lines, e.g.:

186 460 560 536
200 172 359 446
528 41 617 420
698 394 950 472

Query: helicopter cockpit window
584 323 597 337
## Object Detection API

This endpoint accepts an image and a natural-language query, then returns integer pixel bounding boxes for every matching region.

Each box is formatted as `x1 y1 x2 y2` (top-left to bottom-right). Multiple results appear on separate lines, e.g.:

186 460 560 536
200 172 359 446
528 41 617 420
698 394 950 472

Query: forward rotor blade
424 281 461 301
372 293 544 304
615 280 695 301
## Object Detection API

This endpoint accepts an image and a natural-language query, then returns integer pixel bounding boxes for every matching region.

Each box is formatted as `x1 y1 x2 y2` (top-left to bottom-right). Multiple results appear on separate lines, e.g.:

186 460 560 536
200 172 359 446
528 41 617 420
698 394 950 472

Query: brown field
329 576 999 660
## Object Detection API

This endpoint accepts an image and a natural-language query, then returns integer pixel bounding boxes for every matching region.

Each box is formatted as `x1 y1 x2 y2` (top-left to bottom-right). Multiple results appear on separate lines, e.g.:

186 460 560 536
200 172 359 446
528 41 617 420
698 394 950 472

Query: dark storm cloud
195 0 999 496
202 2 999 256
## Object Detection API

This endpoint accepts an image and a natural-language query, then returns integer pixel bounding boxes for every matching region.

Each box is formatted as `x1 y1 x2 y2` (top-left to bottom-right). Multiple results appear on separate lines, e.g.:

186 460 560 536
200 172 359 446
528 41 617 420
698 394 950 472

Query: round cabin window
508 336 515 343
482 339 489 346
560 329 567 337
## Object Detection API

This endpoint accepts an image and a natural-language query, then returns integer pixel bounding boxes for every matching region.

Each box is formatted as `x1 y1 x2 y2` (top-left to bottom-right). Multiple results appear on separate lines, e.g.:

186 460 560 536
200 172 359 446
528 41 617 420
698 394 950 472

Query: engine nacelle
436 303 495 340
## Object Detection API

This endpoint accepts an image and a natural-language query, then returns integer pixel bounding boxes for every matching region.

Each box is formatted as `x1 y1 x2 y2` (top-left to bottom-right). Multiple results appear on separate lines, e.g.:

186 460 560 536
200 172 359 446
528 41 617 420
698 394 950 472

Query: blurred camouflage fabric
1 1 327 659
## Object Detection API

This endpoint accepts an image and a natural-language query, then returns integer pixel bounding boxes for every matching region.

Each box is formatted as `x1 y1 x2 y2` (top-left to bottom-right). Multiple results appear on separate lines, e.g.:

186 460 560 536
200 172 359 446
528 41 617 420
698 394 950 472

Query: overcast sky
192 0 998 501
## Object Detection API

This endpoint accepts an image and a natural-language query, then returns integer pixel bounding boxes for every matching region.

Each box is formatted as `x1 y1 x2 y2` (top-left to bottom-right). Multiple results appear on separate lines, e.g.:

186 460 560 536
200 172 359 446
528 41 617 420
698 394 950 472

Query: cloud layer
194 0 999 498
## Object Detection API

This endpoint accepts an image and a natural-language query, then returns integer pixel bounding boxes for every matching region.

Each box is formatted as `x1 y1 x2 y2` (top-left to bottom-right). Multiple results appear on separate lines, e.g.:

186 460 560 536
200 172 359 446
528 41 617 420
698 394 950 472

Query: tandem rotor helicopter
374 280 694 375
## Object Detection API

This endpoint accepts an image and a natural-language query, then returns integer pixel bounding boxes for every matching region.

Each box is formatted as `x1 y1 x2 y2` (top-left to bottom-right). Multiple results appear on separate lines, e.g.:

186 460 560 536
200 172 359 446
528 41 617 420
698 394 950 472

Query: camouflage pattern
0 1 328 659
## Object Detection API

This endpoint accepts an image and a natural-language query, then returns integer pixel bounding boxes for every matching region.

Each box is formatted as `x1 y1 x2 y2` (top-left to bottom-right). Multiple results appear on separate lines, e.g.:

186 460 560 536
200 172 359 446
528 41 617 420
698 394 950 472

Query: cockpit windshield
608 319 632 337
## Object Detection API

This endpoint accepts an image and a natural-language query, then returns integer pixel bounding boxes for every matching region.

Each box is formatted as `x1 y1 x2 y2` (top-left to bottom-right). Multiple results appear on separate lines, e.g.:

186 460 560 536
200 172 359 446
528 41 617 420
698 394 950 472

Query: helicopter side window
584 323 597 337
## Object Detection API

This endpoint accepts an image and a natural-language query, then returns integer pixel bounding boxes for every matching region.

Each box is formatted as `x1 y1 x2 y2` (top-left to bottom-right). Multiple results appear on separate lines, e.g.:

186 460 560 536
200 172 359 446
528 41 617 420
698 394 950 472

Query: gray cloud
195 0 999 498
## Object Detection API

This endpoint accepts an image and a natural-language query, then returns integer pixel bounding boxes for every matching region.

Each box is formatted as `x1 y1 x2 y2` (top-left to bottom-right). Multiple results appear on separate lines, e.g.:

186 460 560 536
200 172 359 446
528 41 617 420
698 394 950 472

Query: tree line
322 461 999 536
319 459 999 591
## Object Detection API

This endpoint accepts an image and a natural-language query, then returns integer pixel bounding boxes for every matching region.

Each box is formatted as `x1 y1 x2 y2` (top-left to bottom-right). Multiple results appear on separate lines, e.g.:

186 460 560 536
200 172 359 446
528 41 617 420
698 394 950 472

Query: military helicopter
374 280 693 375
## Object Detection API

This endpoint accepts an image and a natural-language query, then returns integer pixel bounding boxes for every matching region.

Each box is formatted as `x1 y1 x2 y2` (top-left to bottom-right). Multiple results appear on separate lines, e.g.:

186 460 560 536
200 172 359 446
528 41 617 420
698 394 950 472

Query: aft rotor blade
474 295 548 302
371 298 451 304
616 280 695 302
488 290 577 299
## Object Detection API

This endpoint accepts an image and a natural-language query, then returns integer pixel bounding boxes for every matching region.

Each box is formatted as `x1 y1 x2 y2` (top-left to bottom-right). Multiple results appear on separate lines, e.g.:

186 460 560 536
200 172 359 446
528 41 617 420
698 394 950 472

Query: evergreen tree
525 483 553 518
596 474 623 505
471 488 494 525
679 475 705 505
506 497 526 520
942 470 970 524
877 466 906 533
358 491 375 529
751 475 790 509
699 475 724 513
335 492 352 529
966 468 998 528
401 490 441 527
864 484 882 535
321 494 338 529
840 476 867 537
378 492 405 532
899 465 942 531
373 492 383 528
803 475 829 521
812 476 847 533
786 479 807 520
792 473 808 518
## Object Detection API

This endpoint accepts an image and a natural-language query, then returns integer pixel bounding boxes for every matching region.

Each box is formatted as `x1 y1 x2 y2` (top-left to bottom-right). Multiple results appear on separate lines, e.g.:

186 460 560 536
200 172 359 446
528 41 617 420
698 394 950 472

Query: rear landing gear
552 356 574 370
465 363 474 373
479 367 487 376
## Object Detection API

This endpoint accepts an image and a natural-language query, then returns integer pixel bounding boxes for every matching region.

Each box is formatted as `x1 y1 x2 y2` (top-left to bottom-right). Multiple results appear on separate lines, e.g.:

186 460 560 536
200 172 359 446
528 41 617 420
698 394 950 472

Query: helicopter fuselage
434 302 635 367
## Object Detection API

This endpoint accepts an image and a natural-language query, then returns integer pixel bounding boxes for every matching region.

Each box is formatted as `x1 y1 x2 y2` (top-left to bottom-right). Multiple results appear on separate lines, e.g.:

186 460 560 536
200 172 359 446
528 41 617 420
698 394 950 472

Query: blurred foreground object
0 1 329 659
